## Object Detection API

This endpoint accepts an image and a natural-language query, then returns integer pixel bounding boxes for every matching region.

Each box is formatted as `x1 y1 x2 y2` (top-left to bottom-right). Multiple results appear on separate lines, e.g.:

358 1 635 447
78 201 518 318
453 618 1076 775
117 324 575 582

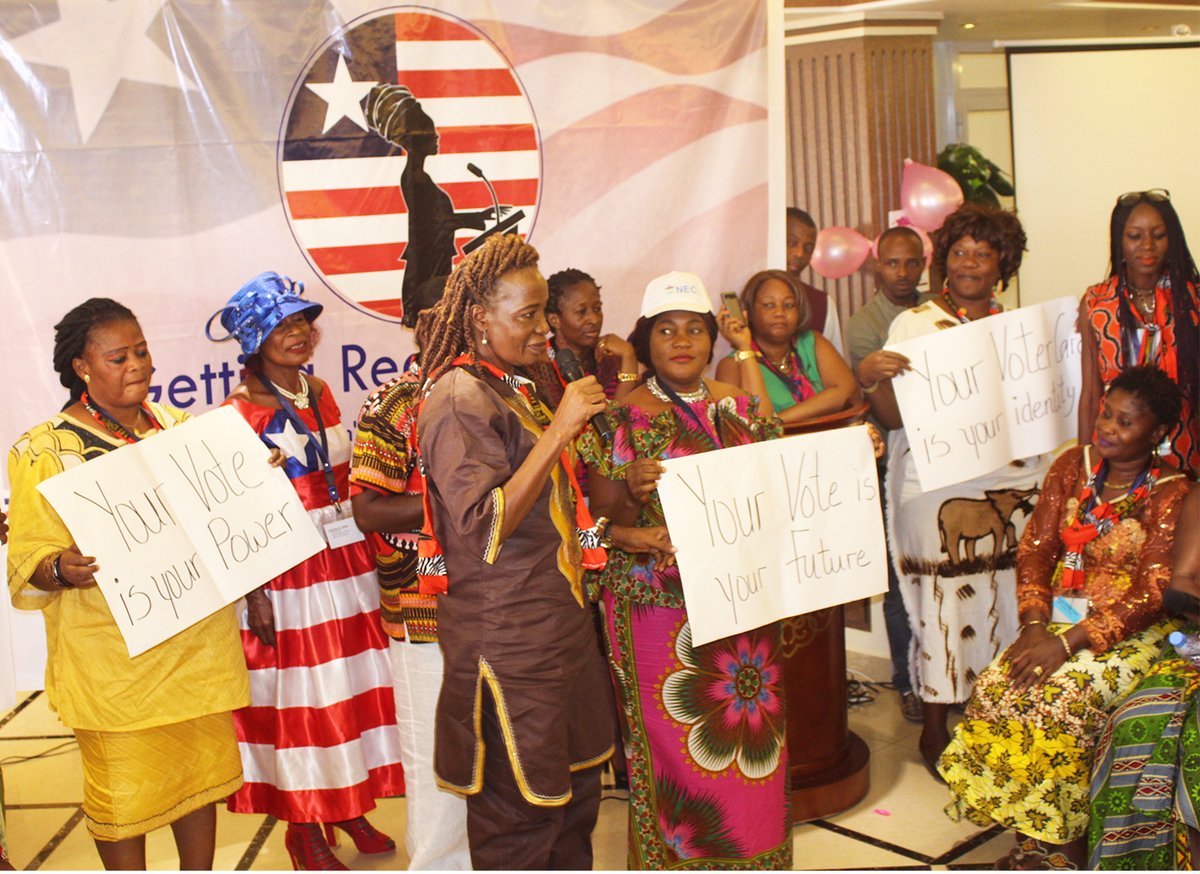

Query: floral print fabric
939 619 1179 843
580 396 792 869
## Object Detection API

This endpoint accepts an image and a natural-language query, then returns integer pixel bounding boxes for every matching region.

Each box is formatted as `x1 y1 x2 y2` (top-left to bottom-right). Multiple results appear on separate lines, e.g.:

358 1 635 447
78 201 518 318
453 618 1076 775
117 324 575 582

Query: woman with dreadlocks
1079 190 1200 475
415 234 672 869
6 299 252 869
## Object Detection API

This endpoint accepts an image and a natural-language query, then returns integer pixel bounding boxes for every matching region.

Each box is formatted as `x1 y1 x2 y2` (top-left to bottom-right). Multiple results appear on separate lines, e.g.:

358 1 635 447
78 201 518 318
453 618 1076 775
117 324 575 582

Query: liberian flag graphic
280 8 541 322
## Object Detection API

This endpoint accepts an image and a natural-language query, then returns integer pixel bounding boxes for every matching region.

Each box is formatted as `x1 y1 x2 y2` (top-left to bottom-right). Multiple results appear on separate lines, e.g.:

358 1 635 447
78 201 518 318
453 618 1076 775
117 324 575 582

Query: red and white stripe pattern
281 10 541 320
226 395 405 822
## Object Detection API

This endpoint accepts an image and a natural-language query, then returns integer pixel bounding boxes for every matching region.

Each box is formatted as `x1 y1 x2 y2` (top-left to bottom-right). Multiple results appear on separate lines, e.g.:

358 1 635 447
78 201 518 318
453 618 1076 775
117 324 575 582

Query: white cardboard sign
37 406 325 656
889 296 1082 492
656 427 887 647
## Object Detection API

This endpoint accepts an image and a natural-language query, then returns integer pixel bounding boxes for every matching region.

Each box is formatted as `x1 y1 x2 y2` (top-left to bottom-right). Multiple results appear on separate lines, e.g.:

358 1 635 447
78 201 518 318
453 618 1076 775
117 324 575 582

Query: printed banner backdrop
0 1 776 686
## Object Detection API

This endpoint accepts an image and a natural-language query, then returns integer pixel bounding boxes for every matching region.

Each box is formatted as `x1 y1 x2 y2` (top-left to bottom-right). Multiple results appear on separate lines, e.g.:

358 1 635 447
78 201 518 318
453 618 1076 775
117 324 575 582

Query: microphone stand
467 162 500 228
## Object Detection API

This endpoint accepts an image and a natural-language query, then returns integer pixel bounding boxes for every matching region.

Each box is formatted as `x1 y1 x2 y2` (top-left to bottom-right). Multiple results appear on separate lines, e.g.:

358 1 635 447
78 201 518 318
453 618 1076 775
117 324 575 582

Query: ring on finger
1032 665 1044 677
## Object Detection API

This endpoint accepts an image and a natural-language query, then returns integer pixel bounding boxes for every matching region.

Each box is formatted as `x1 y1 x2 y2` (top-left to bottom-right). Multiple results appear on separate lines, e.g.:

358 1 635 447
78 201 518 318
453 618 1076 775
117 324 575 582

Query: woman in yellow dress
6 298 252 870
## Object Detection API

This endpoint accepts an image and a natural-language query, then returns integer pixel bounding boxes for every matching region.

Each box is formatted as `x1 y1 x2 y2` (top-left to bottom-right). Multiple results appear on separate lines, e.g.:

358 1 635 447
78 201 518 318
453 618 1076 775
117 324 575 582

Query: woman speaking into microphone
416 234 669 869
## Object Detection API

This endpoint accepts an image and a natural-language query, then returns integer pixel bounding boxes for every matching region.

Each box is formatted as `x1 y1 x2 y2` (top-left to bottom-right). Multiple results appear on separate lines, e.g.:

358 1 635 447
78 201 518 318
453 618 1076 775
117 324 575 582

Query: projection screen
1007 43 1200 307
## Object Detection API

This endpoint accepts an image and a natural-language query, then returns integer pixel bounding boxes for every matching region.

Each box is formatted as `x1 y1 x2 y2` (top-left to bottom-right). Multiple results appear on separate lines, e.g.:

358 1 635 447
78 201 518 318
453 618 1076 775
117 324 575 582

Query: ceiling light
962 22 976 30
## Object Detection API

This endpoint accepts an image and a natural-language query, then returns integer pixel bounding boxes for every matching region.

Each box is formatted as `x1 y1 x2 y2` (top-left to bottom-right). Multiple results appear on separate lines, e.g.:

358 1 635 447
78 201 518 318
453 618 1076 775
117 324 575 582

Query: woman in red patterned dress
1079 190 1199 474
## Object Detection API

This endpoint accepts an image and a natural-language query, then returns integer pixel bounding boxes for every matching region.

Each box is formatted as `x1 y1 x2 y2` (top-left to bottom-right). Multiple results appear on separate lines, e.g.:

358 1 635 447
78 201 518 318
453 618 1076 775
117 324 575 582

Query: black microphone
555 348 614 443
467 162 501 229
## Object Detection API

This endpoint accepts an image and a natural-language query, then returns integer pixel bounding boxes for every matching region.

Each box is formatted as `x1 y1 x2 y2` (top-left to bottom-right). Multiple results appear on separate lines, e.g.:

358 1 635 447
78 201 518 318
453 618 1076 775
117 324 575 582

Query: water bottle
1168 630 1200 665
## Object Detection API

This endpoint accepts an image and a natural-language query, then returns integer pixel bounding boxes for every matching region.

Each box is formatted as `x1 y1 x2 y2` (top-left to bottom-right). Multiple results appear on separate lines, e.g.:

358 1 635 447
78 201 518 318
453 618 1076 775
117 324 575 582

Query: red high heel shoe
323 816 396 854
285 823 349 870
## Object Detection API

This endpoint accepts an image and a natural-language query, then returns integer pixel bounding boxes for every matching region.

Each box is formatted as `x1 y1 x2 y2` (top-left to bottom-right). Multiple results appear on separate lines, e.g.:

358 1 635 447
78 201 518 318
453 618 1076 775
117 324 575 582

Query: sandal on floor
899 691 923 723
995 838 1078 871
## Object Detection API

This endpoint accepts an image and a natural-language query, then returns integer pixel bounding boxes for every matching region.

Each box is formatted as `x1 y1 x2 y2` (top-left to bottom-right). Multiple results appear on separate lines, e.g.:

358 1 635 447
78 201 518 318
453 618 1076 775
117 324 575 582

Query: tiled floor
1 653 1016 870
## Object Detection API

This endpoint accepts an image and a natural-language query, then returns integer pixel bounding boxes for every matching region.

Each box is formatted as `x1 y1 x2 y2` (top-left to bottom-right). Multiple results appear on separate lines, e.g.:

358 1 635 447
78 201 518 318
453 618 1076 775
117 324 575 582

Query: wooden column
784 15 938 320
779 11 939 822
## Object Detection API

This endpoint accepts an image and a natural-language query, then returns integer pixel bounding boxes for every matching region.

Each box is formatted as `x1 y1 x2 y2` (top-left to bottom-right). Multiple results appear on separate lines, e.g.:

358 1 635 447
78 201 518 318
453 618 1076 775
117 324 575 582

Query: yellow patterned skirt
937 619 1178 844
75 711 243 841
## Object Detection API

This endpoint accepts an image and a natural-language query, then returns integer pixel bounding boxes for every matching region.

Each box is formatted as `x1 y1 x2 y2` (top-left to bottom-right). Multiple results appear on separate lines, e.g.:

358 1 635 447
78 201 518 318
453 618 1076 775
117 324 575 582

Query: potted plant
936 143 1013 207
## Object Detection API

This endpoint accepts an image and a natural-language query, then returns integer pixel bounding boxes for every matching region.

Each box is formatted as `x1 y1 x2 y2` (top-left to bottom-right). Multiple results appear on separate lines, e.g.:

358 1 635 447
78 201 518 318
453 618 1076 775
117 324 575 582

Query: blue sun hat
205 271 323 358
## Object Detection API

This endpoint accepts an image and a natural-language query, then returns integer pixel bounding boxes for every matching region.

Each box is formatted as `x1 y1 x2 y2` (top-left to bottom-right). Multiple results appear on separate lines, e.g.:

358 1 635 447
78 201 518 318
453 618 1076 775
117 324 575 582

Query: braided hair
1106 195 1199 406
420 233 541 377
52 298 138 403
545 268 596 317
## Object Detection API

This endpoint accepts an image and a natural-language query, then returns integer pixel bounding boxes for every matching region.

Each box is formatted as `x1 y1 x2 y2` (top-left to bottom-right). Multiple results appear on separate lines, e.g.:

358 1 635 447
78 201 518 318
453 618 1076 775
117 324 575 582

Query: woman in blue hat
207 274 405 870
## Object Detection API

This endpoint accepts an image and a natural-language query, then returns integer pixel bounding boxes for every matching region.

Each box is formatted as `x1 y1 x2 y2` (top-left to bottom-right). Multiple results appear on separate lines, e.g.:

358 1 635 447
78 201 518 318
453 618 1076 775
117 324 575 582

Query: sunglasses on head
1117 189 1170 207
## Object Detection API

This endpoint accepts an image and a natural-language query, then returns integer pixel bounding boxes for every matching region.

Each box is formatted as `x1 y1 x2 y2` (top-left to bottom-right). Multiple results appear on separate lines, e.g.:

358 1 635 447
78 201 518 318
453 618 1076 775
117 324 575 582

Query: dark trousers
879 456 913 692
466 687 603 870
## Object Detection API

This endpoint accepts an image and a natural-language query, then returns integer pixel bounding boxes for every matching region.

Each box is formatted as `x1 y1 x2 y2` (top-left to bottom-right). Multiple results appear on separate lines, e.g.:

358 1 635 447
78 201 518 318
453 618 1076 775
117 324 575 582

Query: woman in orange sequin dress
938 368 1193 869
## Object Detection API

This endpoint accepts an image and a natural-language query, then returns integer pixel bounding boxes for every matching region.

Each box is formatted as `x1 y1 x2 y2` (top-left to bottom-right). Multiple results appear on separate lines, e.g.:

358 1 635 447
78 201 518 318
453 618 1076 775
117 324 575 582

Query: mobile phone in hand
720 291 744 323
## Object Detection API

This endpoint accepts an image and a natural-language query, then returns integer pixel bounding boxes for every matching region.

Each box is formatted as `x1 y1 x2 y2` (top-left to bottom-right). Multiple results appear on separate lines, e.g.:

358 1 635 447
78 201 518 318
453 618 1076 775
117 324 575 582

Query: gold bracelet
1057 632 1072 659
1021 619 1046 630
616 371 639 383
733 349 760 362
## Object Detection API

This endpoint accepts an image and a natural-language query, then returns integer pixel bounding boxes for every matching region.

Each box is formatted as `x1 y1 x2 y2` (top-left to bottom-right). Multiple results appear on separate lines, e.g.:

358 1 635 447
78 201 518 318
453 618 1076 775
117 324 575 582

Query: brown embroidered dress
418 367 614 806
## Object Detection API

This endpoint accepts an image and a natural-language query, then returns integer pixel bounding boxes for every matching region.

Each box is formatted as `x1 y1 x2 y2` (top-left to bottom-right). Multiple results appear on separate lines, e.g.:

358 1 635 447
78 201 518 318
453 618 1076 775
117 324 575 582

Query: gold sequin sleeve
1016 447 1085 620
1077 477 1190 652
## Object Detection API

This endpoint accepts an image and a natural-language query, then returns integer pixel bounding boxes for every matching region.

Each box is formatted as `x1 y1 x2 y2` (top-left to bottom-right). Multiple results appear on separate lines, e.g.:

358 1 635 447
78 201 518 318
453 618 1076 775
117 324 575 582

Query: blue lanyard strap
655 379 723 448
262 377 341 509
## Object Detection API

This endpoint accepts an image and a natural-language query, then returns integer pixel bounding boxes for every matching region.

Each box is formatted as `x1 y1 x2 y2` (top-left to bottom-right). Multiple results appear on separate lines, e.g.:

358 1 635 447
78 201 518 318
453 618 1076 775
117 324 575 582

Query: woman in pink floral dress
579 272 791 870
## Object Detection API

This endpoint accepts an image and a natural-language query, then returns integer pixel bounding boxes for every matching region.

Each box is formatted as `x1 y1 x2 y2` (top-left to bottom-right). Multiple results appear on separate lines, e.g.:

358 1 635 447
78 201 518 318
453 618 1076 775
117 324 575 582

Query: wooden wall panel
785 35 935 321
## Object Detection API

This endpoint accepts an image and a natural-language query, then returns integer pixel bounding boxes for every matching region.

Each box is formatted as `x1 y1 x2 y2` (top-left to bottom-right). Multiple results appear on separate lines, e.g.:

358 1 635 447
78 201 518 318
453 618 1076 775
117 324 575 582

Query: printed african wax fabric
578 395 793 869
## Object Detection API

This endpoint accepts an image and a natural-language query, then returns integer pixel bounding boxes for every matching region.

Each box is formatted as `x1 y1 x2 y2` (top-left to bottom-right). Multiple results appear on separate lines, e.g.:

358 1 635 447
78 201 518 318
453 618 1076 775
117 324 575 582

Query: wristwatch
616 371 639 383
733 349 760 362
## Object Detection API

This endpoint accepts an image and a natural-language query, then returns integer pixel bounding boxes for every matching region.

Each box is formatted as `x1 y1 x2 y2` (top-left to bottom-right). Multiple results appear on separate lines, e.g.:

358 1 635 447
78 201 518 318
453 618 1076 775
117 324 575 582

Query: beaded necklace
80 392 163 444
941 286 1001 324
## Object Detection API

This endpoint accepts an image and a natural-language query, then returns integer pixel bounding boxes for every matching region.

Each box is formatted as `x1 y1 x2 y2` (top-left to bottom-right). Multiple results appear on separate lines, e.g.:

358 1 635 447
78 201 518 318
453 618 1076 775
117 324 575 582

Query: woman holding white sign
864 204 1050 773
938 367 1190 869
7 298 251 869
578 272 793 870
207 273 404 870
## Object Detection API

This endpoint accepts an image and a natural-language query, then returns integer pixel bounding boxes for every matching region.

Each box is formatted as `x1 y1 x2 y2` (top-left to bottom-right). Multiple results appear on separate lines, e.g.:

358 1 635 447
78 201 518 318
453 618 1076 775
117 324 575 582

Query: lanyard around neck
262 377 341 509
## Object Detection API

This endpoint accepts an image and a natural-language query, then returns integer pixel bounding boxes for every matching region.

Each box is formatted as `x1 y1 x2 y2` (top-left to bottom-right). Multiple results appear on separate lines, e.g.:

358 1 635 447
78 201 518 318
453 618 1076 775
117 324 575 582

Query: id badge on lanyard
1052 595 1089 624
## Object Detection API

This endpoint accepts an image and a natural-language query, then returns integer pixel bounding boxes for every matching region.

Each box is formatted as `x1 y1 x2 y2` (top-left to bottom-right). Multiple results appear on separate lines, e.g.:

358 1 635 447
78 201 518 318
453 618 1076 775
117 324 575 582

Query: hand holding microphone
555 348 614 443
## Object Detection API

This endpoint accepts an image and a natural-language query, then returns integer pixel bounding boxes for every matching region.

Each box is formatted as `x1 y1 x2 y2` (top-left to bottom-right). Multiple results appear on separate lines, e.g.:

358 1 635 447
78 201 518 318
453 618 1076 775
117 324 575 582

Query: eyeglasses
1117 189 1170 207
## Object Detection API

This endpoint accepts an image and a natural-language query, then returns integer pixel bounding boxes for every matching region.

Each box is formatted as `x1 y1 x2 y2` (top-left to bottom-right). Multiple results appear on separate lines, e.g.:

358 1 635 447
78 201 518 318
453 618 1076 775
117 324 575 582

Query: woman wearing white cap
578 272 793 869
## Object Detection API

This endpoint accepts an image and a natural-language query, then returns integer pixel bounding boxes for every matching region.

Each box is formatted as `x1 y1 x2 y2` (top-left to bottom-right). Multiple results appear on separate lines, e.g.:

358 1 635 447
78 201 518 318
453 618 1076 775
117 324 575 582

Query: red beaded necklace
80 392 163 444
941 286 1001 324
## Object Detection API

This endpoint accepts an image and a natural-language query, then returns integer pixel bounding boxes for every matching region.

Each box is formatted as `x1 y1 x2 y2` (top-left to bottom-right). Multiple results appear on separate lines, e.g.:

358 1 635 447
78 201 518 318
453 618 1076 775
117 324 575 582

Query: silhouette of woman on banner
367 84 509 326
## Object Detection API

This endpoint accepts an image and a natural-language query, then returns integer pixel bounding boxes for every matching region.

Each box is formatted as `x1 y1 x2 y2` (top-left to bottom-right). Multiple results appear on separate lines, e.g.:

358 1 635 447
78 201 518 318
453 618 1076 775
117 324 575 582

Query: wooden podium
782 403 872 822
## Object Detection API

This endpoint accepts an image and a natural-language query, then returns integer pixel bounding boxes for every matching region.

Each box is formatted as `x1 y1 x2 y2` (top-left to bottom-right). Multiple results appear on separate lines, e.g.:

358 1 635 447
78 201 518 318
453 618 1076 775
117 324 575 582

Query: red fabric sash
414 354 605 596
1059 452 1159 591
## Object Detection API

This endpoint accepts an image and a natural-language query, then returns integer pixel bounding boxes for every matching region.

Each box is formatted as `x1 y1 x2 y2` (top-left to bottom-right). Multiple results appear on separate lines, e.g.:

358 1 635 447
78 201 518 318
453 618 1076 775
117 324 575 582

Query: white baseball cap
639 271 713 320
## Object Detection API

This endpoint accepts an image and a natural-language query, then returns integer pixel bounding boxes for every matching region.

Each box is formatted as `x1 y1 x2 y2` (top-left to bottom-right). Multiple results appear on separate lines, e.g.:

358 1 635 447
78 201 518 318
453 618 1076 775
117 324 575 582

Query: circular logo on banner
278 7 542 325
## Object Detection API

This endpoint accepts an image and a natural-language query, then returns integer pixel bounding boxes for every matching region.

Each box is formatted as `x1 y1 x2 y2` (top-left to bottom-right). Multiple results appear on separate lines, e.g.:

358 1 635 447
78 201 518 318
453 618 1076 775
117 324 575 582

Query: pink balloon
810 226 872 279
900 158 963 232
871 219 934 267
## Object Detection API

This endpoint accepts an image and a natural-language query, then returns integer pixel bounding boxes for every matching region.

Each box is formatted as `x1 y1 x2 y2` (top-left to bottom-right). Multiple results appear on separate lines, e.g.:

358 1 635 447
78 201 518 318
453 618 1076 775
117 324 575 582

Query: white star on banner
270 419 311 464
305 53 377 133
7 0 198 143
